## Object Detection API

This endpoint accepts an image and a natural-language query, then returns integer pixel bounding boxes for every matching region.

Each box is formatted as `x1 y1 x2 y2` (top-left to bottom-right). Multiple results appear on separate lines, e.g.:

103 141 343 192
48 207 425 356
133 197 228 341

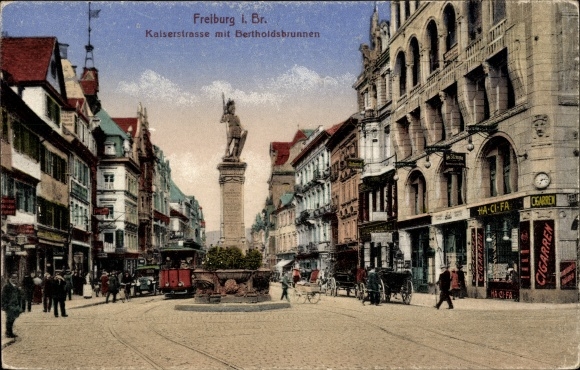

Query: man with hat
1 272 23 338
435 264 453 309
52 270 68 317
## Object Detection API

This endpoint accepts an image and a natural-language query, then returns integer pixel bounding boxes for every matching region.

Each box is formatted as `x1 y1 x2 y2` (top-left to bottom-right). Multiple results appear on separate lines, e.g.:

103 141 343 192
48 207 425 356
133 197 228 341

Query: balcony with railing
488 18 506 56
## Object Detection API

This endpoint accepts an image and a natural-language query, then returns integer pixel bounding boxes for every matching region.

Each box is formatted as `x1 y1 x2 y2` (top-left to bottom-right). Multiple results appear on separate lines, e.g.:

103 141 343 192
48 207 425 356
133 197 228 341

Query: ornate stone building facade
389 0 578 302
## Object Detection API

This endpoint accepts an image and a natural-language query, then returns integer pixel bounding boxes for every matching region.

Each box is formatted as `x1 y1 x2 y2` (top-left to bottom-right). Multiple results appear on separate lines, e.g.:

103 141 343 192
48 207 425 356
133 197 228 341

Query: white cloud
268 65 355 92
116 69 199 105
201 80 282 106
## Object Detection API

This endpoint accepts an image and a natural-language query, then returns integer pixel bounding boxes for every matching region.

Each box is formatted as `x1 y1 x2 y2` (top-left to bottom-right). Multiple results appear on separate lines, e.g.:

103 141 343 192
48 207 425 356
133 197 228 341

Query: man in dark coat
2 272 23 338
435 265 453 309
367 268 381 306
21 271 35 312
457 265 467 299
42 273 54 313
52 270 68 317
280 275 290 302
106 270 119 303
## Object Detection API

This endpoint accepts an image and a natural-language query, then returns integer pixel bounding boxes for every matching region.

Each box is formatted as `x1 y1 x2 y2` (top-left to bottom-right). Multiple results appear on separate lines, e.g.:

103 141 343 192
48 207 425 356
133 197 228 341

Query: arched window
443 4 457 51
396 51 407 97
426 21 439 73
410 38 421 86
481 138 517 198
408 171 427 215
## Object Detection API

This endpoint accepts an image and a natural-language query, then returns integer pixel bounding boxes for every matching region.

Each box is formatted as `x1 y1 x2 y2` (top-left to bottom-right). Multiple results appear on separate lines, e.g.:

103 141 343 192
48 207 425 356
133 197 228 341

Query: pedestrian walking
21 271 35 313
33 271 43 304
64 269 73 300
1 272 23 338
435 265 453 309
42 273 54 313
100 271 109 296
292 268 301 288
457 265 467 298
106 270 119 303
52 270 68 317
121 271 133 301
367 268 381 306
280 275 290 302
450 267 460 300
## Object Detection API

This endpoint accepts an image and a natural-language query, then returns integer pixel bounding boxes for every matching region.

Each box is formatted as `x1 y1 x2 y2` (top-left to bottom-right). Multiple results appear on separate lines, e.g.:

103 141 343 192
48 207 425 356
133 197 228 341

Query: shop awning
275 259 293 268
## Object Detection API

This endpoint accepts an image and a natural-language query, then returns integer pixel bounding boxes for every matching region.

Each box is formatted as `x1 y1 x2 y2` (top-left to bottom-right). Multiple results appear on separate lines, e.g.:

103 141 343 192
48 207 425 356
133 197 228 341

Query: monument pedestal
218 161 247 250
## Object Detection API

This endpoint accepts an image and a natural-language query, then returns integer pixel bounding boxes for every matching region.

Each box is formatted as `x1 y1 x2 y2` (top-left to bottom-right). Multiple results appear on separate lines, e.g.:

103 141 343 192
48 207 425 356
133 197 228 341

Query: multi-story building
112 104 156 265
61 54 99 276
263 129 314 269
151 145 171 264
272 192 296 264
1 37 72 277
355 7 399 270
326 117 360 274
94 108 140 273
292 125 339 275
389 0 578 302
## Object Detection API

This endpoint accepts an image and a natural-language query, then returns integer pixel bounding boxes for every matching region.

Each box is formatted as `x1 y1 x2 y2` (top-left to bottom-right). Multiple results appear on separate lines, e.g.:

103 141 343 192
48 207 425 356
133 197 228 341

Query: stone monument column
218 161 247 249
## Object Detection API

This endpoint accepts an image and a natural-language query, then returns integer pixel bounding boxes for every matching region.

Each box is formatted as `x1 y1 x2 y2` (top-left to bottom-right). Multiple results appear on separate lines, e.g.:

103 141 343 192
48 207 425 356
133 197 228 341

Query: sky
1 1 391 233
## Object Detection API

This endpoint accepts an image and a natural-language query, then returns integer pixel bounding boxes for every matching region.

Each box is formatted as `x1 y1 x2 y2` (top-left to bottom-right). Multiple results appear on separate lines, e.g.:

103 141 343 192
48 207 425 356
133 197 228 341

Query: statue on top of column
220 94 247 162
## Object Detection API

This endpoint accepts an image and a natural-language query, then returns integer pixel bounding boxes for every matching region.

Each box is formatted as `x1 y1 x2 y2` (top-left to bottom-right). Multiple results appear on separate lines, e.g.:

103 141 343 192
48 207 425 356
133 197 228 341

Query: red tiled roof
112 118 138 138
80 67 99 95
290 129 309 146
1 37 57 84
326 122 343 136
270 142 291 166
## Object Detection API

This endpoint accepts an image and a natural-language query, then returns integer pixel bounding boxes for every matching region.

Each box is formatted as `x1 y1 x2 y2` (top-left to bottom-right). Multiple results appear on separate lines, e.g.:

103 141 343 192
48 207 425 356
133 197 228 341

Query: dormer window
104 141 116 156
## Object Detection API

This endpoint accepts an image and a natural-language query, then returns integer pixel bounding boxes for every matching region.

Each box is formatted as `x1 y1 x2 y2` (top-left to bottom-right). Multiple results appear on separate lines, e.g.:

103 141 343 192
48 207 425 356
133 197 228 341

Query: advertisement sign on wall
533 220 556 289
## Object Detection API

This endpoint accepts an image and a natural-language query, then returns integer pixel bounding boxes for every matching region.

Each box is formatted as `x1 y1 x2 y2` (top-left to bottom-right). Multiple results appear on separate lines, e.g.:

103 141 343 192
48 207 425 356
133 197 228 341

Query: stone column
217 161 247 251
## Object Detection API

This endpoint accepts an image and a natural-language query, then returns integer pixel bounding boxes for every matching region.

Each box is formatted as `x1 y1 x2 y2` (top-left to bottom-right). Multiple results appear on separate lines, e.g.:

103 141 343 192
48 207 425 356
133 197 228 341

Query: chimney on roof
58 43 69 59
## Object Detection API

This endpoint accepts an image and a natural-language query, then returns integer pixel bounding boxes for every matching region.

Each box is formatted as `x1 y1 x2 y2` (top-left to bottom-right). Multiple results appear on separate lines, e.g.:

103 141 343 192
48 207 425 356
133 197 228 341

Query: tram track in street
107 301 244 370
308 303 555 368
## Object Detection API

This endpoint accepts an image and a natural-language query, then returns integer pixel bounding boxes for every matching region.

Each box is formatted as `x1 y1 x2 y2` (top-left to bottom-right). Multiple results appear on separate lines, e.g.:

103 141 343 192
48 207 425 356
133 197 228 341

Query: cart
326 271 358 297
293 282 321 304
378 269 413 304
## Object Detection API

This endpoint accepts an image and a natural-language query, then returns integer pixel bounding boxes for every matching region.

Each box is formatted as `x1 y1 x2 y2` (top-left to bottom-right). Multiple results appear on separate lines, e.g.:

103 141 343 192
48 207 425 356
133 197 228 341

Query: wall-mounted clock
534 172 551 189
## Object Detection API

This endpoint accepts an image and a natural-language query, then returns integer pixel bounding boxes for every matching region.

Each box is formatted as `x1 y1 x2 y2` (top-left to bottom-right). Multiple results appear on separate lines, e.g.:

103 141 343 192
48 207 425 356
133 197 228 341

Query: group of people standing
98 270 134 303
1 269 71 338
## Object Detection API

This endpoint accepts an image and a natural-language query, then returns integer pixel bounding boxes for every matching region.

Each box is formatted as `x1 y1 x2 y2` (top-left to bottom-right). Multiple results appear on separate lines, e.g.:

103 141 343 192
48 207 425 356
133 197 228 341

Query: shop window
443 4 457 51
410 37 420 87
426 21 439 73
468 0 483 41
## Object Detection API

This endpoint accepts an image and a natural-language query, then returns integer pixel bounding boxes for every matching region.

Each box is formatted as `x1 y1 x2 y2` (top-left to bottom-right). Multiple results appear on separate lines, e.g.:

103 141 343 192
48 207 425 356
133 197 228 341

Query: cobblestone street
2 284 578 370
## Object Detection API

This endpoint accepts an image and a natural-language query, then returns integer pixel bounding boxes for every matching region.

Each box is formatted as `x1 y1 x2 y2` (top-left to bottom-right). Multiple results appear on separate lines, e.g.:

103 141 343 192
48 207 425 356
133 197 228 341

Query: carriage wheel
293 289 307 304
379 280 386 303
385 286 392 303
401 279 413 305
359 283 368 304
308 292 321 304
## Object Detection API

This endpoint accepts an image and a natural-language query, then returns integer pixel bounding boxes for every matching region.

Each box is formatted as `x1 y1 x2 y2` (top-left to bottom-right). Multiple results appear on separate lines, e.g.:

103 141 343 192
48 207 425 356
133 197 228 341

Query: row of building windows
40 147 67 183
1 174 36 214
45 94 61 127
37 197 68 231
11 116 40 162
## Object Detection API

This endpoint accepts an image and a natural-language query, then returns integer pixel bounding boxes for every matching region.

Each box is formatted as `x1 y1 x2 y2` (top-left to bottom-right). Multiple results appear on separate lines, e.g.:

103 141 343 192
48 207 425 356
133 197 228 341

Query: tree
244 249 263 270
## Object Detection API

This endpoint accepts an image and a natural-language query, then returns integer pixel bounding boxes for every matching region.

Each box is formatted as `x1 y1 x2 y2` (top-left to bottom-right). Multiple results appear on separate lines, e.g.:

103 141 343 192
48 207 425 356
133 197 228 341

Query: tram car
158 243 205 298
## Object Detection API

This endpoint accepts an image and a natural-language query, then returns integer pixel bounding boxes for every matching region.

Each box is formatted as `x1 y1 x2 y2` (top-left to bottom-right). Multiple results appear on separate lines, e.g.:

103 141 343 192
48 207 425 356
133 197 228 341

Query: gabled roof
279 192 294 208
270 142 291 166
1 37 55 84
112 118 138 138
291 129 314 146
96 109 129 139
170 179 187 202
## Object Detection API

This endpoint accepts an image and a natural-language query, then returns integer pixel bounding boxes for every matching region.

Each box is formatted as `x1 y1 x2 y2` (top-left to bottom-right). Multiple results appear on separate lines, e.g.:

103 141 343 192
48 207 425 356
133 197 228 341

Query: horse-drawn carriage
357 268 413 305
324 270 359 297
